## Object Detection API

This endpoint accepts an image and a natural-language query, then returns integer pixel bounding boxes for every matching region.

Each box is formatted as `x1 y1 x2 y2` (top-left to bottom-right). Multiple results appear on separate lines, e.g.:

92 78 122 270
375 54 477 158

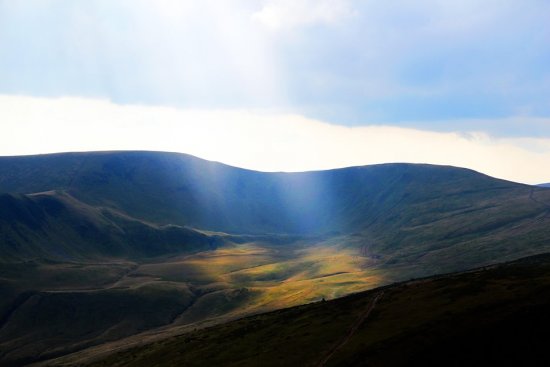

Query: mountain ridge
2 150 550 269
0 151 535 233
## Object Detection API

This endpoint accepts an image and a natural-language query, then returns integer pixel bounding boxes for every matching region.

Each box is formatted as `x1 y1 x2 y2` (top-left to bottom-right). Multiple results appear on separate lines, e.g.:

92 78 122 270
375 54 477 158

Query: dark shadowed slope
0 191 217 262
0 151 548 236
0 151 537 235
0 151 314 234
82 253 550 367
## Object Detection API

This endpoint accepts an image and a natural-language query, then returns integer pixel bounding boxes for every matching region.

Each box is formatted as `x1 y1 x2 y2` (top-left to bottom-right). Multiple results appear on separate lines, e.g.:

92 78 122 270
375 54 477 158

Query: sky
1 0 550 183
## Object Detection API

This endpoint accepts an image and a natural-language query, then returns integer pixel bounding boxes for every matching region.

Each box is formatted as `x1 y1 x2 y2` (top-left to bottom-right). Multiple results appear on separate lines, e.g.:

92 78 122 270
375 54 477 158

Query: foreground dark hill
82 253 550 367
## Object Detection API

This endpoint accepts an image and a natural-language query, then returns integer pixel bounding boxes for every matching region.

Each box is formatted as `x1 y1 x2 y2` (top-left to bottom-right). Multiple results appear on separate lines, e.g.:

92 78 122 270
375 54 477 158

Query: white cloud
2 95 550 184
1 0 548 123
252 0 355 31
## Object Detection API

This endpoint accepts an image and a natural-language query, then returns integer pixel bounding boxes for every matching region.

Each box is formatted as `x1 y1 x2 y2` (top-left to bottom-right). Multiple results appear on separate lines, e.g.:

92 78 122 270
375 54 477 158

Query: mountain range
1 151 550 365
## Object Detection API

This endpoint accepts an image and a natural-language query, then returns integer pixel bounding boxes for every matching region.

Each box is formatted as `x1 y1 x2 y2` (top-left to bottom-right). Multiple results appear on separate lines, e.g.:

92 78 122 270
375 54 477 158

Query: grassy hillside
2 151 550 365
1 151 547 236
77 253 550 367
2 151 550 269
0 240 384 366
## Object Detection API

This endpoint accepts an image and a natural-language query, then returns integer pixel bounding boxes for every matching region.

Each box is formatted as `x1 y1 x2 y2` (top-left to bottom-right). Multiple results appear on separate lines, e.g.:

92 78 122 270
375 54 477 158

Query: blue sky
1 1 550 182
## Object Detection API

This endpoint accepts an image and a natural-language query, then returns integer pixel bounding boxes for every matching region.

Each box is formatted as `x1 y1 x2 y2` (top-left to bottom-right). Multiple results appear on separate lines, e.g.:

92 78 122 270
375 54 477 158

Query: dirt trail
529 188 550 219
317 291 384 367
0 291 36 334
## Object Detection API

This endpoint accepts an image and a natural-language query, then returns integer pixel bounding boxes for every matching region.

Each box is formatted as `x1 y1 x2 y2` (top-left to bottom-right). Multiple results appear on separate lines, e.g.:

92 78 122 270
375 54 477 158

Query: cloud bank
1 1 548 126
2 95 550 184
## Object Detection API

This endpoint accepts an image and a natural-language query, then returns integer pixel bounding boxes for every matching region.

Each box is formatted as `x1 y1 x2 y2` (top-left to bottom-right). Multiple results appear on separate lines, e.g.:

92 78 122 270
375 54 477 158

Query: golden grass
141 241 387 316
24 241 387 367
81 241 387 327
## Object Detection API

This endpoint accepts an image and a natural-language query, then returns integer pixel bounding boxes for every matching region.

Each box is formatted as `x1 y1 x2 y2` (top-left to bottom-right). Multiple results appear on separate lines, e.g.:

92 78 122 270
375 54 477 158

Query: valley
0 238 387 365
1 151 550 365
48 253 550 367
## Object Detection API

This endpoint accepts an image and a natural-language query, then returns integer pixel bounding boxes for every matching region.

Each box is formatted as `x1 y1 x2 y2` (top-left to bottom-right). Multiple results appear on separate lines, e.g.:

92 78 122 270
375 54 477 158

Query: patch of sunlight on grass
246 272 383 311
135 241 387 320
137 243 278 284
193 242 386 313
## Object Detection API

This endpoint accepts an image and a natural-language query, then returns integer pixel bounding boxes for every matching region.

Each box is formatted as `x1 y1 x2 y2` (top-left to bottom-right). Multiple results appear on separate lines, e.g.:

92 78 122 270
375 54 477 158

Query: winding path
530 188 550 209
529 188 550 219
317 291 384 367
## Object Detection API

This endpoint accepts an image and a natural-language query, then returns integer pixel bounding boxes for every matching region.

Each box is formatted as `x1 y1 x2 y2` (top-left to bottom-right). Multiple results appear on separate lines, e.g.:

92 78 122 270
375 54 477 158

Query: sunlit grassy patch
135 243 277 284
123 240 388 323
176 242 387 313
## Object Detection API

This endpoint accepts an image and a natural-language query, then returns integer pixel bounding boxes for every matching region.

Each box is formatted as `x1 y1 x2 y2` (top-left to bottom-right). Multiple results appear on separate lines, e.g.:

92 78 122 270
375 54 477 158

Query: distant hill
78 253 550 367
2 151 550 267
538 183 550 187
